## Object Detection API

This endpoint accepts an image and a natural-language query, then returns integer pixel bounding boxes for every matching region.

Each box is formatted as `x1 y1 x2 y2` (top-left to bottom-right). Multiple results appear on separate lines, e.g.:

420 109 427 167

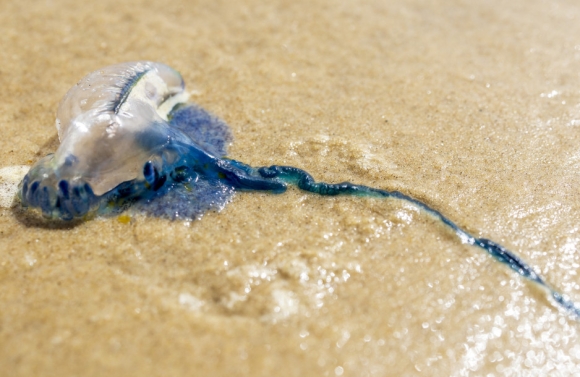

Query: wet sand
1 0 580 375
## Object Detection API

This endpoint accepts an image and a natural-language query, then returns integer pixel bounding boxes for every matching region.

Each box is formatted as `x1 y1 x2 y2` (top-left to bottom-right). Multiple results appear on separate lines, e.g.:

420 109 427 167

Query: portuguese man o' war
17 61 580 318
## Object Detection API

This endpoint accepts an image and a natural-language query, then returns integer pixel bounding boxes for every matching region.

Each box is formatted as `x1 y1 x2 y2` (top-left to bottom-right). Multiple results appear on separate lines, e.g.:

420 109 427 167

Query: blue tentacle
255 164 580 319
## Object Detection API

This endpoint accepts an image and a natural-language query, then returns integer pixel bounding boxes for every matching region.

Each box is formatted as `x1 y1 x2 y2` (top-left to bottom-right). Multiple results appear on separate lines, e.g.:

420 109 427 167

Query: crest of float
18 61 580 319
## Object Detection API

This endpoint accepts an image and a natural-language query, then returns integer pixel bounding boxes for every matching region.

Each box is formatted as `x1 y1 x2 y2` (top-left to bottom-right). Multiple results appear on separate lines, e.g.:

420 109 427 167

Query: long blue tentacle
251 164 580 319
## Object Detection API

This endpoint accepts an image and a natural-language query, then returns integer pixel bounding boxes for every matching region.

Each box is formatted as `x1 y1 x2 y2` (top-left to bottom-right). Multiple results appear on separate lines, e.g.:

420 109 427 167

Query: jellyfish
18 61 580 318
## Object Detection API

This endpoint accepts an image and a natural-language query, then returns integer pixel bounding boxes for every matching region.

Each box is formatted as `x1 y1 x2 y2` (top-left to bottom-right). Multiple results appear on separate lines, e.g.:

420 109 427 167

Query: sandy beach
1 0 580 375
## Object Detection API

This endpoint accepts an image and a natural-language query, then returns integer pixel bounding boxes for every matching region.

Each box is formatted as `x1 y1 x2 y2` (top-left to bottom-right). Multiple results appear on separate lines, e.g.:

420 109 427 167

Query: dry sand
1 0 580 375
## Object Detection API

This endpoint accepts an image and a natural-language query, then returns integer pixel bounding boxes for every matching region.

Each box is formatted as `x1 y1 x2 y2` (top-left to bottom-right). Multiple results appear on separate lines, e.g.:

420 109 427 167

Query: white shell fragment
0 165 30 208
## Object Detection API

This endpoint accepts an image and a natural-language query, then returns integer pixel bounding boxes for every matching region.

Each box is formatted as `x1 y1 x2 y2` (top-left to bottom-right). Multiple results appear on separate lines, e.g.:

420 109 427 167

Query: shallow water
1 0 580 375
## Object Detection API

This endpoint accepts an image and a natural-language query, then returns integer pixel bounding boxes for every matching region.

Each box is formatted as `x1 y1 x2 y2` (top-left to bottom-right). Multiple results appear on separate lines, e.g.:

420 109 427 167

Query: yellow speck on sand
117 214 131 224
